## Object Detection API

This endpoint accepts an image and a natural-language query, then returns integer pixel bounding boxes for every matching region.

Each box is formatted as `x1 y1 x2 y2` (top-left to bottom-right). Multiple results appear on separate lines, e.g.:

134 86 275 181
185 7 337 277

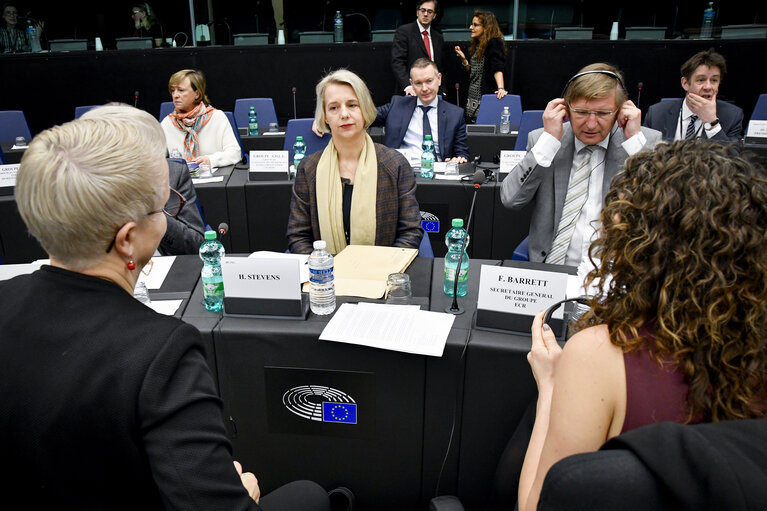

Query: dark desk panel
1 143 24 164
0 195 46 263
194 164 236 252
467 132 517 162
241 133 286 153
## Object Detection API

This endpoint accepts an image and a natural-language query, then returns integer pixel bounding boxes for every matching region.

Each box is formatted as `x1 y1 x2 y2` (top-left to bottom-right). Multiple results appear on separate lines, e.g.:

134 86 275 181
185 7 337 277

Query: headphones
543 296 591 326
560 69 627 100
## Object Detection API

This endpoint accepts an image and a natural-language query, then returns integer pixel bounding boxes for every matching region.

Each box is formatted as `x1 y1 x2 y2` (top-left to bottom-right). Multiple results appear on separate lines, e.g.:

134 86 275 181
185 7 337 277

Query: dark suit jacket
643 98 743 142
374 95 469 160
500 124 661 262
391 21 444 92
0 266 260 509
477 37 507 96
286 143 423 254
161 159 206 255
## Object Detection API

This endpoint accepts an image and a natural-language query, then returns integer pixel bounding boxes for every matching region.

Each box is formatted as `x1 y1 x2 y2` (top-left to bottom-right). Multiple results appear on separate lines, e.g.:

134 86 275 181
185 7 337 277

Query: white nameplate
477 264 568 318
249 150 289 172
746 120 767 138
499 150 526 173
221 257 300 300
433 161 447 173
0 164 20 188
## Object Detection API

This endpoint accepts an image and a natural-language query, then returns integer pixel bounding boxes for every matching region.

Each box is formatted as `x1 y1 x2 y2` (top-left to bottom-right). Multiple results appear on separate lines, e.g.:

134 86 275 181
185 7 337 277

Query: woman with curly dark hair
518 139 767 511
453 9 507 122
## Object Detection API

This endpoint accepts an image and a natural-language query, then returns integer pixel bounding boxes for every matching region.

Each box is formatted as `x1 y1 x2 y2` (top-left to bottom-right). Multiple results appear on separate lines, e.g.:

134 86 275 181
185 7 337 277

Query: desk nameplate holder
746 120 767 145
0 164 19 197
221 257 308 318
475 261 575 339
248 150 290 182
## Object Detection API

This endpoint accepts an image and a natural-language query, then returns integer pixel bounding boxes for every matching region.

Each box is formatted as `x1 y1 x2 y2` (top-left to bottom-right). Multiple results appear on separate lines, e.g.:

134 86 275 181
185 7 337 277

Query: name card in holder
746 120 767 139
221 257 307 317
249 150 289 172
475 261 573 335
499 150 526 173
0 164 20 196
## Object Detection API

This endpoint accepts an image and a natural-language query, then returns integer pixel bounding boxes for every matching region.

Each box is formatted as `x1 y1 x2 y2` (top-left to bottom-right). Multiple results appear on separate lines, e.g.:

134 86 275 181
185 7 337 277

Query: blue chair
0 144 6 164
511 235 529 261
283 118 331 162
0 110 33 143
514 110 544 151
233 98 279 130
660 97 681 102
74 105 100 119
223 111 247 164
475 94 523 131
418 230 434 258
750 94 767 121
158 101 174 120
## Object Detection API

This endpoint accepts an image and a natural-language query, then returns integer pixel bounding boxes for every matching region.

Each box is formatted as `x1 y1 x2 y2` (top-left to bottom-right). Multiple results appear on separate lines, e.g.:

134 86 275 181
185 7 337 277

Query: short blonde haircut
168 69 211 106
314 69 377 134
564 63 627 109
16 104 167 269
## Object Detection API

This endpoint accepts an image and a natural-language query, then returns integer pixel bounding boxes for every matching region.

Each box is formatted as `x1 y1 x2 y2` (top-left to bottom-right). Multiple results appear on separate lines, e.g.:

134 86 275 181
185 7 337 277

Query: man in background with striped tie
501 63 661 266
643 50 743 143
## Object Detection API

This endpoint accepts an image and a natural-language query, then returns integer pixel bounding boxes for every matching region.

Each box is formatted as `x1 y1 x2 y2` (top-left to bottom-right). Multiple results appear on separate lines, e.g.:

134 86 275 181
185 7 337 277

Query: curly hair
578 140 767 422
469 9 506 60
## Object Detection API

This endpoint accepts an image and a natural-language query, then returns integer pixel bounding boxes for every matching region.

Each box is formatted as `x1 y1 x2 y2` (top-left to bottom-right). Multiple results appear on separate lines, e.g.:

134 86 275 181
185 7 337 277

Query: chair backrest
660 97 681 102
233 98 279 130
511 235 529 261
514 110 544 151
475 94 523 130
74 105 99 119
418 230 434 258
158 101 174 121
0 144 6 164
750 93 767 121
223 111 246 163
283 118 332 161
0 110 33 143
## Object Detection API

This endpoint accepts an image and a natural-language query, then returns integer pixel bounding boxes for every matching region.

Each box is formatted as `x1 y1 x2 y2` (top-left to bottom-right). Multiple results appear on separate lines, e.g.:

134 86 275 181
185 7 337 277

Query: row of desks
155 254 536 511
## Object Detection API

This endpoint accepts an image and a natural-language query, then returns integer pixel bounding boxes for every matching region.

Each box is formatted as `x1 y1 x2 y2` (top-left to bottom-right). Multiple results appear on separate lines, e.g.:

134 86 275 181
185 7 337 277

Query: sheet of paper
434 174 465 181
249 251 309 282
319 302 454 357
138 256 176 290
0 262 43 281
192 176 225 185
146 299 183 316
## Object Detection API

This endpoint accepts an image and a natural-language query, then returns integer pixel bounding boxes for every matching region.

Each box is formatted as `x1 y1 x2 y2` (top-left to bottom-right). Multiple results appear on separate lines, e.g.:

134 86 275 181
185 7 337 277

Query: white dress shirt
402 95 440 162
676 99 722 140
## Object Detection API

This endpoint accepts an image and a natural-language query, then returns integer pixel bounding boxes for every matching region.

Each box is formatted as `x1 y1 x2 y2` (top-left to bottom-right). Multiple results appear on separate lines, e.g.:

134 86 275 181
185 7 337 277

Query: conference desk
1 142 24 164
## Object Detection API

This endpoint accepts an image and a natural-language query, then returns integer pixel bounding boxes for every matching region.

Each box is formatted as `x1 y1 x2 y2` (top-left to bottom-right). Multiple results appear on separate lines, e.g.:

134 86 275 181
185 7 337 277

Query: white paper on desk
747 120 767 138
0 261 43 281
137 256 176 290
319 302 454 357
248 251 310 283
147 299 183 316
434 173 464 180
262 131 286 136
11 144 27 150
0 164 20 188
192 176 225 185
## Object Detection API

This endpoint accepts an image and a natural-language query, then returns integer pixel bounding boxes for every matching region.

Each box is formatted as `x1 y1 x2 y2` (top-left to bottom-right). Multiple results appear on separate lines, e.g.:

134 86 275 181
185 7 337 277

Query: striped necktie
685 114 698 140
547 146 594 265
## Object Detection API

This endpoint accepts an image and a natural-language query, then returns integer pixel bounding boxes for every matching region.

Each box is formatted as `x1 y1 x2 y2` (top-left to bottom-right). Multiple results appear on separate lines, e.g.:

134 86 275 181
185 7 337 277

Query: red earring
127 260 136 270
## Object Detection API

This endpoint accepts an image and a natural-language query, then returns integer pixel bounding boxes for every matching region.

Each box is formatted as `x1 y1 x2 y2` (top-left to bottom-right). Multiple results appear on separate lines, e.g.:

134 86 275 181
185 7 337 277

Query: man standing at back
501 63 661 266
391 1 443 96
644 50 743 142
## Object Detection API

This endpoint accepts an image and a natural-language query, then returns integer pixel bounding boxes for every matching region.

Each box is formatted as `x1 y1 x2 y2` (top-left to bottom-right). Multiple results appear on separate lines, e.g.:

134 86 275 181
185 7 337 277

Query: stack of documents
332 245 418 298
320 302 454 357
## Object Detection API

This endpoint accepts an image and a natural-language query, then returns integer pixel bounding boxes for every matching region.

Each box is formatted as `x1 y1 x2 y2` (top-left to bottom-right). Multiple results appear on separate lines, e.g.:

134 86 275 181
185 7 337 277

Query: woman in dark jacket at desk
0 104 331 511
454 9 508 123
286 69 423 255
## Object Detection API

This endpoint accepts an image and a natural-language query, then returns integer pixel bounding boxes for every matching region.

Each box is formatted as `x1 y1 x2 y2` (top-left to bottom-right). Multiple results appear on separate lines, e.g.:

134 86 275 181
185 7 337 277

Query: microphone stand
446 171 483 315
292 87 297 119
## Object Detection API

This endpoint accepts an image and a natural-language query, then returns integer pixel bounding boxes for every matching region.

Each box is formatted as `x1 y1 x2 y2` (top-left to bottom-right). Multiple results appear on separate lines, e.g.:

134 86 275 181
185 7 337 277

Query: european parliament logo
322 402 357 424
421 211 439 233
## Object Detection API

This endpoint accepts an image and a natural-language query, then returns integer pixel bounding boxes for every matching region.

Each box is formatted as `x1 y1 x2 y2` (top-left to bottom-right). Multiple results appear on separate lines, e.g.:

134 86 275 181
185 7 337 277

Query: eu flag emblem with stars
322 402 357 424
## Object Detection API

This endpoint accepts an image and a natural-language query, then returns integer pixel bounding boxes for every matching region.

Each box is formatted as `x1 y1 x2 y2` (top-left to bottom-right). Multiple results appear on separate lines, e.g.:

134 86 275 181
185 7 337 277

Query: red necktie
423 30 431 60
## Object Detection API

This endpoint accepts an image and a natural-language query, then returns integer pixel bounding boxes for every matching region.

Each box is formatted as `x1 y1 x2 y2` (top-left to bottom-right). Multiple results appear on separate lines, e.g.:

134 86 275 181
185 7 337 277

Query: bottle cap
451 218 464 228
313 240 327 250
204 230 217 240
425 134 432 140
296 135 303 141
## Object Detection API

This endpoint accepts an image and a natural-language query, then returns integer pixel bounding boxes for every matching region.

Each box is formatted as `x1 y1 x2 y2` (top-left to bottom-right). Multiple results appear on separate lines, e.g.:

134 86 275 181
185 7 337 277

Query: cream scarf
316 134 378 254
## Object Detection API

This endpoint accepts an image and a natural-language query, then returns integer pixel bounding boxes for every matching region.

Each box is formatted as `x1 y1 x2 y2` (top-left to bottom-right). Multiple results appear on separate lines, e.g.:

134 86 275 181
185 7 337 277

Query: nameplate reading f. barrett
477 264 568 318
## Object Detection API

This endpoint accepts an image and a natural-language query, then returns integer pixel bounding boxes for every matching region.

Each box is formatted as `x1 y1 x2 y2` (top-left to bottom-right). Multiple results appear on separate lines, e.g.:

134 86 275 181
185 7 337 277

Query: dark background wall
1 39 764 137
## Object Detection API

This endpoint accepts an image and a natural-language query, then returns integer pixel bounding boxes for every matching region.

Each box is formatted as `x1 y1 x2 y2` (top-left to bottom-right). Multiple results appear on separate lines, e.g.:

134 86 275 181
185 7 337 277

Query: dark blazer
477 37 507 95
500 124 662 262
160 159 206 255
643 98 743 142
286 143 423 254
0 266 260 509
374 95 469 160
391 21 444 92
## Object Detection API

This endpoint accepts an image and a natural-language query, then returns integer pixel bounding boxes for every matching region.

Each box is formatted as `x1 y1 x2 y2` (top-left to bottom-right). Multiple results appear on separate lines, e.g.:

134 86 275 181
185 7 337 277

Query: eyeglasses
568 104 618 120
470 22 482 28
418 8 435 15
105 187 187 253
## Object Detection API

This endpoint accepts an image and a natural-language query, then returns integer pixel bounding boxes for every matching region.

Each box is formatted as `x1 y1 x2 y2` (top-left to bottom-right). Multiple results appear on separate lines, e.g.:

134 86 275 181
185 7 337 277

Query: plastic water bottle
26 21 41 52
421 134 435 179
199 230 225 312
334 11 344 43
308 240 336 315
500 106 511 134
293 136 306 170
444 218 470 297
133 280 152 306
700 2 714 39
248 107 259 136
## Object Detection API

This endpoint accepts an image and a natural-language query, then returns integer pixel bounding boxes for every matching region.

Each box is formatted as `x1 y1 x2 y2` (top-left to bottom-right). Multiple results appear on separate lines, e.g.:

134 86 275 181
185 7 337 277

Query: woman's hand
234 461 261 504
528 311 562 393
454 45 465 60
192 155 211 166
495 88 507 99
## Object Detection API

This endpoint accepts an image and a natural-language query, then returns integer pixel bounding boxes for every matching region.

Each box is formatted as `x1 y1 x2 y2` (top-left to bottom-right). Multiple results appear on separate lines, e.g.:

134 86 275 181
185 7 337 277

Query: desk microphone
292 87 297 119
133 90 139 108
446 169 485 315
455 82 460 106
217 222 229 240
636 82 643 110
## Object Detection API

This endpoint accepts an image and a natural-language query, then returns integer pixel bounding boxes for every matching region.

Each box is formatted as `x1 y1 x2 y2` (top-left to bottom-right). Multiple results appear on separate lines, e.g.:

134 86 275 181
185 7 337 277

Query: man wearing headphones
501 63 661 266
